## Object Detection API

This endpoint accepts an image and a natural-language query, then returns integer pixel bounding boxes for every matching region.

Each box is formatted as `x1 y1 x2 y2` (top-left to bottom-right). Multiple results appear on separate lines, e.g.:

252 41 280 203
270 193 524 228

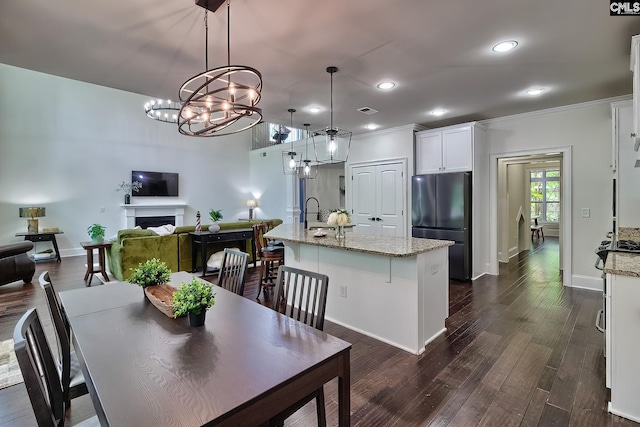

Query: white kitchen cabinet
607 271 640 423
630 35 640 164
415 124 477 174
611 101 640 229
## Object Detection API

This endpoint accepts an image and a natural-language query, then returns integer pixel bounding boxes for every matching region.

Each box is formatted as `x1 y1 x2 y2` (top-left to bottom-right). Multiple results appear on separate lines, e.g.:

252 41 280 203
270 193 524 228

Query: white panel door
377 163 405 237
442 126 472 172
351 161 405 237
351 166 376 234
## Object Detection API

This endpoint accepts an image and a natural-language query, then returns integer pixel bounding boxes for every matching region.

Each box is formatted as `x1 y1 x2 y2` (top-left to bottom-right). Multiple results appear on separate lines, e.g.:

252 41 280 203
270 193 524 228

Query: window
530 169 559 222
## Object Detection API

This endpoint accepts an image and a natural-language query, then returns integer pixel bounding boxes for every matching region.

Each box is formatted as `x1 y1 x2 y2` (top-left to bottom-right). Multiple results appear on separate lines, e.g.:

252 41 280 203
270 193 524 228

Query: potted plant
208 209 223 233
87 224 106 243
172 277 216 326
128 258 171 288
116 180 143 204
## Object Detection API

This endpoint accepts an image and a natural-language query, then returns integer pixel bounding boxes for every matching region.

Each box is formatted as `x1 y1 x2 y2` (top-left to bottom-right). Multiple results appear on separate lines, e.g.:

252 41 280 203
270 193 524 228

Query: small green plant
172 277 216 317
209 209 223 222
128 258 171 288
87 224 106 240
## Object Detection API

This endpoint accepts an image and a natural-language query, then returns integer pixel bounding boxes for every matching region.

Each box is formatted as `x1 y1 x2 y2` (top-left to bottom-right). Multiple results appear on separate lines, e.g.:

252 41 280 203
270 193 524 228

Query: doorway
497 155 562 265
490 147 572 285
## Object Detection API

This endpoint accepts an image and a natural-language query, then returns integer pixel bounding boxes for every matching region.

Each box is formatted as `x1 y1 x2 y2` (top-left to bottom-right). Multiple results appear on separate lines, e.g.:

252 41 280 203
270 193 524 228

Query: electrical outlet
100 206 106 213
582 208 590 218
340 285 347 298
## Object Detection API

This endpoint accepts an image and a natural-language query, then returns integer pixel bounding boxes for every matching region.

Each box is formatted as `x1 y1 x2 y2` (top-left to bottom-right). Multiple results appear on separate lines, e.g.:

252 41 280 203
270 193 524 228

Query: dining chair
252 222 284 299
216 248 249 295
270 265 330 427
39 272 88 410
13 308 100 427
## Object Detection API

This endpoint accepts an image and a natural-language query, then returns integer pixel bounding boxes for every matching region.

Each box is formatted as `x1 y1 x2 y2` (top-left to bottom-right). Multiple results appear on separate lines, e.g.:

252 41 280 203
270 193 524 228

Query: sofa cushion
117 229 157 243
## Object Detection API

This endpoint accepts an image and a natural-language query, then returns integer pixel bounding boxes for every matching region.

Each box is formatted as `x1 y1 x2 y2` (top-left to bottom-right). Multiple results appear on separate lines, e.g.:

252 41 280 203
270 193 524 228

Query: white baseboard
570 274 603 292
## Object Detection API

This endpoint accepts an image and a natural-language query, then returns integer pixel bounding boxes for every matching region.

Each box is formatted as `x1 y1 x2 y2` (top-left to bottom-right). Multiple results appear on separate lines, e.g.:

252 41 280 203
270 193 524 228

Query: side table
80 240 112 286
15 231 63 262
189 229 255 277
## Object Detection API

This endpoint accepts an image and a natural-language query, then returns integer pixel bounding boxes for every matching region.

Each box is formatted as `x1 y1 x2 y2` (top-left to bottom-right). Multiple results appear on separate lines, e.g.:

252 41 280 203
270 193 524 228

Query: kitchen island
264 224 453 355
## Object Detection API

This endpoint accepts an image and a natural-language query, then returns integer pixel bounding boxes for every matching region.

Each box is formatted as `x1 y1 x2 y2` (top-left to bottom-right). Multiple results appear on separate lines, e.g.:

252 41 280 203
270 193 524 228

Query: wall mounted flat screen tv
132 171 179 197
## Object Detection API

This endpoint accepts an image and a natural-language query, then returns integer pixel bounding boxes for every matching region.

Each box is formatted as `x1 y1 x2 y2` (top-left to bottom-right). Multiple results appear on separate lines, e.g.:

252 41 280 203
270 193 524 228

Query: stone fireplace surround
122 203 186 229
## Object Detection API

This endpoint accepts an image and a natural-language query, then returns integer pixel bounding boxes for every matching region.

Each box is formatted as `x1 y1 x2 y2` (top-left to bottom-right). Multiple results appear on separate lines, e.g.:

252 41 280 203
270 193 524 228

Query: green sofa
107 219 283 281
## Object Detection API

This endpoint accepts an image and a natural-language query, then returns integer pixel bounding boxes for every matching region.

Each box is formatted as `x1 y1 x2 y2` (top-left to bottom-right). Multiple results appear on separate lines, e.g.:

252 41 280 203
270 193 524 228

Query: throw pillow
206 248 240 270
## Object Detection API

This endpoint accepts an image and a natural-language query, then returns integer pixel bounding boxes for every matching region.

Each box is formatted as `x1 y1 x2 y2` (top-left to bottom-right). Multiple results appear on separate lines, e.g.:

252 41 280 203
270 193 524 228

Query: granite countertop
264 224 454 258
605 252 640 277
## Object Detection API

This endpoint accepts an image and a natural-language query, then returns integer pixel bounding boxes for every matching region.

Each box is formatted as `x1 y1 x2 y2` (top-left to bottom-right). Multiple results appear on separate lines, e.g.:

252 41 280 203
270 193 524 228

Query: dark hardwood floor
0 237 636 426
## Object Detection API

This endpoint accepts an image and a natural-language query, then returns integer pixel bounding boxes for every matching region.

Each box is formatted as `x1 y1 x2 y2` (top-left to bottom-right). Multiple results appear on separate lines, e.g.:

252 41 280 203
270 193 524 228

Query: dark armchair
0 241 36 286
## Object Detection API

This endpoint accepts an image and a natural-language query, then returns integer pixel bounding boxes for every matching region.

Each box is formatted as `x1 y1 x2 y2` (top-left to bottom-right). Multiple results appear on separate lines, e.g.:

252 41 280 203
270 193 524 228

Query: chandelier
282 109 301 175
178 0 263 137
143 99 181 124
300 124 317 179
313 66 352 164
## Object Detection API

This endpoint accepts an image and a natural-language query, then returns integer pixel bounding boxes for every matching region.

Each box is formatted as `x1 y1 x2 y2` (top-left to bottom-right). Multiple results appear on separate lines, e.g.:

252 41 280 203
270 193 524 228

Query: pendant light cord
204 10 208 71
227 0 231 67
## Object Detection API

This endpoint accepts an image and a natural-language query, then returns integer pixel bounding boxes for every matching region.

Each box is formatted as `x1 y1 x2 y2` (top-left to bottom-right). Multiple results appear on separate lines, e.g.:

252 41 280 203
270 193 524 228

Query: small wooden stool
80 240 112 285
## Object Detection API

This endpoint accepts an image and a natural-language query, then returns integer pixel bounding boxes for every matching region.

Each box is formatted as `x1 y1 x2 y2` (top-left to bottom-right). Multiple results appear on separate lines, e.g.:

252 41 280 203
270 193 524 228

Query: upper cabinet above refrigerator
415 122 486 175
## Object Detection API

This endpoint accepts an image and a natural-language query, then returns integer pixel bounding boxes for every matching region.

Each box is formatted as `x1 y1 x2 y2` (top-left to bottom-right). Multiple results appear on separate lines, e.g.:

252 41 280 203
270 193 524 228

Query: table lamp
246 199 258 220
19 207 46 233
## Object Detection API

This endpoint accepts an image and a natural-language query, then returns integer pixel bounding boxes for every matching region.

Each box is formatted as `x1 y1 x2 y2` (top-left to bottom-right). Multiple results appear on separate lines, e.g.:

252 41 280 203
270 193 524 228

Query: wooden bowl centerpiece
128 258 178 318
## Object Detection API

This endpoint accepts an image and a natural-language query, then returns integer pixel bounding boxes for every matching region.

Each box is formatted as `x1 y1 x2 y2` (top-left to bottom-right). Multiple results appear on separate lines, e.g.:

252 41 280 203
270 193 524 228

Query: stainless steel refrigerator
411 172 471 281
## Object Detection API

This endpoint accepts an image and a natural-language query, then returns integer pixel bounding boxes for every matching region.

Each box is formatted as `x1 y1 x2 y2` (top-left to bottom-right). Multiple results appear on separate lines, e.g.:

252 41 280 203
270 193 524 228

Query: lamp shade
19 207 45 218
246 199 258 208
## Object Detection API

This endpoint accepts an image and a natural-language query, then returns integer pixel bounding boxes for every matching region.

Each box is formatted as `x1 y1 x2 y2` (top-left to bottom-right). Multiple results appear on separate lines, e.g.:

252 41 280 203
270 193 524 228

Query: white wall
248 144 289 222
507 163 526 257
485 97 622 290
0 64 253 257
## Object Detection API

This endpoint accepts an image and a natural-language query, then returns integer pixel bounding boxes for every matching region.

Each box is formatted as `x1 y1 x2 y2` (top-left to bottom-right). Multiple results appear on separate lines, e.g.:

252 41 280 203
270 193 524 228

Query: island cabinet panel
282 240 449 355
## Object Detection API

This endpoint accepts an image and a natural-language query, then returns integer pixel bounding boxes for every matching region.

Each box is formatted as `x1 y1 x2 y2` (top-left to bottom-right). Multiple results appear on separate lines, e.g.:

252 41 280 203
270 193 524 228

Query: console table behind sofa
107 219 283 281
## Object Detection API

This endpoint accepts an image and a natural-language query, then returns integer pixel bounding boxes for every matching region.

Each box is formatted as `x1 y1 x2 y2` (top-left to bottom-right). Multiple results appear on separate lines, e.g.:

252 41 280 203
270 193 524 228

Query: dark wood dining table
59 271 352 426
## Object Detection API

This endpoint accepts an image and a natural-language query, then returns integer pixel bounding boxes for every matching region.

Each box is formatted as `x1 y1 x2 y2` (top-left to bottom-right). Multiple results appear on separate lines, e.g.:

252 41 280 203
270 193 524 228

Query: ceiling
2 0 640 134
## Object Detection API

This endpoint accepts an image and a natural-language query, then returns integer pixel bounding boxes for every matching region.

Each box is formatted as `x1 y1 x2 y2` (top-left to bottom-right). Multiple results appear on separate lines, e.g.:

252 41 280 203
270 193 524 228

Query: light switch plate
582 208 590 218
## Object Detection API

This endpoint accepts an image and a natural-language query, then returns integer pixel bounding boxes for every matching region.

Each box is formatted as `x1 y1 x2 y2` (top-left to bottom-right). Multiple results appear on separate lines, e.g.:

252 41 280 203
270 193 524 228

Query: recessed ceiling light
430 108 447 116
309 107 321 113
376 81 396 90
364 124 380 130
492 40 518 53
525 87 545 96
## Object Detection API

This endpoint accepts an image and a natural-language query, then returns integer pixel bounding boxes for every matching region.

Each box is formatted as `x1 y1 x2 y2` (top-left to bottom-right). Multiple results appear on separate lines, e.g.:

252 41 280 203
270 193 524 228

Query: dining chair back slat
273 266 329 331
39 271 88 409
270 265 329 426
216 248 249 295
13 308 65 427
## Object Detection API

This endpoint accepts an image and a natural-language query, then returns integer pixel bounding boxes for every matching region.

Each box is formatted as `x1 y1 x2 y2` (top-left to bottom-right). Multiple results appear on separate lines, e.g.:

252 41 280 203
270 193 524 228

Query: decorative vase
124 193 131 204
188 310 206 327
91 236 104 244
335 226 345 240
208 222 220 233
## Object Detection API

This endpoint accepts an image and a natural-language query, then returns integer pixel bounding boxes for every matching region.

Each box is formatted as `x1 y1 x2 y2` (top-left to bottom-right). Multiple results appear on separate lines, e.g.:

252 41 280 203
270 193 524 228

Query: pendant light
300 123 317 179
282 109 302 175
178 0 263 137
313 66 352 164
143 98 181 124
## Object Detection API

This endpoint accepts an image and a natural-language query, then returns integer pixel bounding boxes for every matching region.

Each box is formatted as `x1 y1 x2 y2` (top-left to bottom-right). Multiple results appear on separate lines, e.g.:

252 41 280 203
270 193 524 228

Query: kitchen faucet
304 197 320 229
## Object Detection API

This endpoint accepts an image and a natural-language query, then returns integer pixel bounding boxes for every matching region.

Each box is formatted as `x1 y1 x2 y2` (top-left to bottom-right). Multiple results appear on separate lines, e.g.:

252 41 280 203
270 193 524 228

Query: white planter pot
208 223 220 233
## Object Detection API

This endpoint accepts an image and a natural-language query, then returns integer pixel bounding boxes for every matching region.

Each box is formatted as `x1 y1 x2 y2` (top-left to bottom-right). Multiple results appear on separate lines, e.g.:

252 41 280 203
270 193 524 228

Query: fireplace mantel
122 203 187 228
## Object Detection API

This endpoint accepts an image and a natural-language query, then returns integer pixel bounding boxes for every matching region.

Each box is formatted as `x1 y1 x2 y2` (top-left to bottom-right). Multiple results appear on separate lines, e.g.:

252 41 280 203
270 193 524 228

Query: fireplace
122 203 186 229
135 216 176 229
